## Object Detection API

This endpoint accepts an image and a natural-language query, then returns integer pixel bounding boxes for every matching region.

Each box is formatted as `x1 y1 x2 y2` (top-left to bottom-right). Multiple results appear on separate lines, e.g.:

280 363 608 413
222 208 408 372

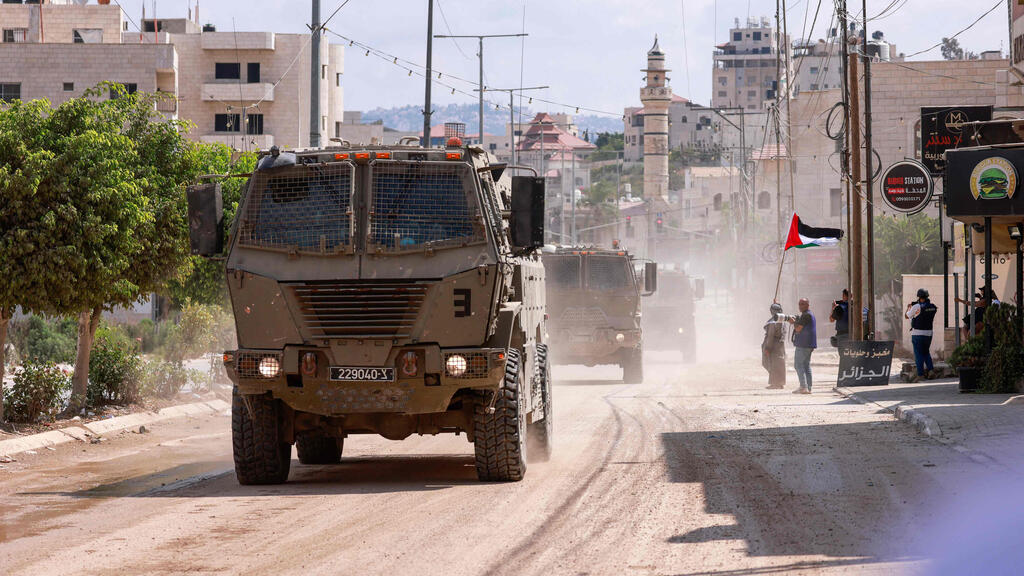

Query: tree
874 213 943 338
940 37 964 61
0 85 205 412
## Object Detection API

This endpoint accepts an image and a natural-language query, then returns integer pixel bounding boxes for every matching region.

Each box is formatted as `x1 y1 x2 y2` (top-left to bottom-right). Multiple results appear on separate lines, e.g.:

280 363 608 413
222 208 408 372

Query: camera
774 313 797 323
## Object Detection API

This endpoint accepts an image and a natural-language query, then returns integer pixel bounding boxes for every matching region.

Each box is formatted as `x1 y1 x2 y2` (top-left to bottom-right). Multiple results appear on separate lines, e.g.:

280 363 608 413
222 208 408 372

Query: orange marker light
334 153 349 160
376 152 391 159
446 152 462 160
355 152 371 160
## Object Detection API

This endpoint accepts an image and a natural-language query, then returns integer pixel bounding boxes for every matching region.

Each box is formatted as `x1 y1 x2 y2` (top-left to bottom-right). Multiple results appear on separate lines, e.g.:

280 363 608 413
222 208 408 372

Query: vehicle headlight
446 354 468 377
259 356 281 378
615 333 625 343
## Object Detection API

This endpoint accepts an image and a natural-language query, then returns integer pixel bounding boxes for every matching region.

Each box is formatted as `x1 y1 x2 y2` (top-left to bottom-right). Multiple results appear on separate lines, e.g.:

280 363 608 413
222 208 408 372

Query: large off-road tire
296 435 343 465
622 348 644 384
474 348 527 482
232 390 291 485
528 344 553 462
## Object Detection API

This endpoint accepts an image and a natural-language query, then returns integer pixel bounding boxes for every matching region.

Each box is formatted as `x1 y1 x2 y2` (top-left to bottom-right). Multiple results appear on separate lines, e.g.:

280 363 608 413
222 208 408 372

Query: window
753 31 762 41
246 114 264 135
2 28 27 43
108 83 137 99
809 66 819 75
758 191 771 210
72 29 103 43
713 193 723 211
830 188 842 217
747 90 756 97
334 121 342 138
718 76 727 86
587 256 632 291
336 73 342 87
63 82 74 92
143 20 165 33
681 116 687 123
0 83 20 103
545 255 580 288
215 113 241 132
247 63 261 83
718 90 727 97
322 65 328 80
810 84 820 91
215 63 241 80
733 32 742 41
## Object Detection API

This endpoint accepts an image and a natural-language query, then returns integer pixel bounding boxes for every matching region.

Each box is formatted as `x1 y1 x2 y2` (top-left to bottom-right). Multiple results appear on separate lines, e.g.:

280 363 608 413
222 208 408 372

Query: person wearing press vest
829 289 850 346
786 298 816 394
906 288 938 381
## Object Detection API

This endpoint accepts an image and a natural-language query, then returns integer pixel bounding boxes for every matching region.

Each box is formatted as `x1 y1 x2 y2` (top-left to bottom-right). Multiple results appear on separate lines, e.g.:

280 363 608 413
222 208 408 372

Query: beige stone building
0 0 343 150
712 17 791 111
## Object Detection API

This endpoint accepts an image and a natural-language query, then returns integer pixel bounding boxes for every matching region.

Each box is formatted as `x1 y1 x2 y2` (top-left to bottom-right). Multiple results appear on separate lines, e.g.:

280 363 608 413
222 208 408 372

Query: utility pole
434 33 528 140
848 40 864 341
309 0 321 148
861 1 876 338
422 0 434 147
477 86 548 165
782 0 795 217
839 1 851 294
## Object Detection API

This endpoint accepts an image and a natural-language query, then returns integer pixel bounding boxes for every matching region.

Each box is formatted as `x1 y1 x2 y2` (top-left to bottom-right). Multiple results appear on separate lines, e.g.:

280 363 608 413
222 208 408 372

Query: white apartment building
712 17 791 110
0 0 343 150
792 28 899 95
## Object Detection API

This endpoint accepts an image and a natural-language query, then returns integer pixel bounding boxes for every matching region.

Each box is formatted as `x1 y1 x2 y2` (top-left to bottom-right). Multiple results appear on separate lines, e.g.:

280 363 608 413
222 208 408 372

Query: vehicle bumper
549 328 641 365
225 346 507 416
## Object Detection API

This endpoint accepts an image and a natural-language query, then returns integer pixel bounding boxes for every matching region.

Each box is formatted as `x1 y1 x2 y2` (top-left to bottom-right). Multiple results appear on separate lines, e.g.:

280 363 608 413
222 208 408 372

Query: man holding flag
774 214 844 394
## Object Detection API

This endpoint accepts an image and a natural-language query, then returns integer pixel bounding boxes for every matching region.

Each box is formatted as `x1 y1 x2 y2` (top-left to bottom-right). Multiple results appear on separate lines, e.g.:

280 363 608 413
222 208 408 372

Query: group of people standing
762 298 817 394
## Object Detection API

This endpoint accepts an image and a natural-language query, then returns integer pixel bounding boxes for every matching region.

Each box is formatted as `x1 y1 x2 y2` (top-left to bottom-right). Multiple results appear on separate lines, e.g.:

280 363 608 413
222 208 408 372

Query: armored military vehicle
642 268 703 363
187 142 552 484
541 247 656 383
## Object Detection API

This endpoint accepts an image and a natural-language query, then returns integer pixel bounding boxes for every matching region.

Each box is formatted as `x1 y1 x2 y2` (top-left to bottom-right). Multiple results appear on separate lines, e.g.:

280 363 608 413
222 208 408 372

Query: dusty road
0 351 1006 576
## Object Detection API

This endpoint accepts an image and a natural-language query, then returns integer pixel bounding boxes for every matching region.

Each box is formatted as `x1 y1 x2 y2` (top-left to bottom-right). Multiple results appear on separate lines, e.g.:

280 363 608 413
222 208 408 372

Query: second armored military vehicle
187 141 552 484
642 267 703 363
542 247 656 383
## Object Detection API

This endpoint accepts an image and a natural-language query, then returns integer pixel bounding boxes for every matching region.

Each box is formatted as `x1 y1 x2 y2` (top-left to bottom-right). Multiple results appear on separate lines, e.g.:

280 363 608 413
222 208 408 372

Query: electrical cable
902 0 1003 59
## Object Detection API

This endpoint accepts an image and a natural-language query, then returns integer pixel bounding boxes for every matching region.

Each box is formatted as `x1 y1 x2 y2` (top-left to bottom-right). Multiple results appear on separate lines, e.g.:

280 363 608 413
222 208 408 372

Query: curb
834 386 943 439
0 400 226 459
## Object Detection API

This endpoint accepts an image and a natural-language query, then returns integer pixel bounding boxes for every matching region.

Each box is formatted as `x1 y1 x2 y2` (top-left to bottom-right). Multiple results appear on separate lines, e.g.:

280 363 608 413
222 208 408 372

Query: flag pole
774 245 786 303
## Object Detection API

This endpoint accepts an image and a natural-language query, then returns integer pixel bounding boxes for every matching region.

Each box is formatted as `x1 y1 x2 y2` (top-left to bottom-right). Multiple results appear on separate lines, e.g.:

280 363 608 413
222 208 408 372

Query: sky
113 0 1013 119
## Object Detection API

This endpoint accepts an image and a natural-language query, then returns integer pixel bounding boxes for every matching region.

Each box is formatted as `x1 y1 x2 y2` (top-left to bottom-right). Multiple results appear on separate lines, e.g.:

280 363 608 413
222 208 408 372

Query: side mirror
511 176 545 250
643 262 658 295
187 183 224 257
693 277 705 300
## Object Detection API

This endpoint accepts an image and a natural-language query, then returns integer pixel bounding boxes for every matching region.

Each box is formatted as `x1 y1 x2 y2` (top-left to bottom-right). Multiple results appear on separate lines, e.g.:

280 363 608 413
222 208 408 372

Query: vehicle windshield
369 161 483 251
587 256 633 291
238 164 354 254
544 255 581 289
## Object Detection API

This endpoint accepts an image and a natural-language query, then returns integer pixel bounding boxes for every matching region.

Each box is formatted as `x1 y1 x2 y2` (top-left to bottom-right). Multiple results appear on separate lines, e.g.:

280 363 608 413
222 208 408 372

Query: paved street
3 347 1019 576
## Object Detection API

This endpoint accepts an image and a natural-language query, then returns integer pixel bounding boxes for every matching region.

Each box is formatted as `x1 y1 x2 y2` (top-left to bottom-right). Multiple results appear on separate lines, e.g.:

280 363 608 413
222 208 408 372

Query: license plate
330 367 395 382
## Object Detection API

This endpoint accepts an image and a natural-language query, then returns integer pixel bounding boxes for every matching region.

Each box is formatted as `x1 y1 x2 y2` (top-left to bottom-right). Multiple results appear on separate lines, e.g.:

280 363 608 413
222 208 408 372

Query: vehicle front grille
558 307 609 331
287 280 431 339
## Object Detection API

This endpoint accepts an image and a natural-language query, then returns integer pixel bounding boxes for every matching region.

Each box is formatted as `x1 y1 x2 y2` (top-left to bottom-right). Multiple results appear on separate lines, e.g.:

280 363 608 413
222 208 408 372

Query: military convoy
541 247 656 383
188 141 552 484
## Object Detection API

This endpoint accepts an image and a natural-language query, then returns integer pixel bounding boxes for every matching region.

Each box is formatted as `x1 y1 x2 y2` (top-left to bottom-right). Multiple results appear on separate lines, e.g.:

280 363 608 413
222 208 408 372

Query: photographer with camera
785 298 816 394
829 289 850 347
906 288 938 381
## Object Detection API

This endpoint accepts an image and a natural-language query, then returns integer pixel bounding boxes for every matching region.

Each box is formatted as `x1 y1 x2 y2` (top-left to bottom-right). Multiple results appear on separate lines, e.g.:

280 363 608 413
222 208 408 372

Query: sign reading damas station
880 160 933 214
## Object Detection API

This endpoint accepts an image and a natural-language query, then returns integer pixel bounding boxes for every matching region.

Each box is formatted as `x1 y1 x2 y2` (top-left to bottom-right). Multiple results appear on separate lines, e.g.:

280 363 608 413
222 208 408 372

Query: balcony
201 32 275 51
200 133 274 150
201 82 274 103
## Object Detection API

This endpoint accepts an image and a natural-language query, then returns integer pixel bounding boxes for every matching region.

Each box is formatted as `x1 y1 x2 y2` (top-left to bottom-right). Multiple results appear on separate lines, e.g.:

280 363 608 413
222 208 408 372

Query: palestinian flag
784 214 844 250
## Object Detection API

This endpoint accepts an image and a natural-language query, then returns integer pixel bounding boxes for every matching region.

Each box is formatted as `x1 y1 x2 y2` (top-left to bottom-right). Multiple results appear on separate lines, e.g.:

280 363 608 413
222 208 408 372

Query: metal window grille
587 256 631 291
239 164 354 254
558 307 609 330
369 162 482 251
543 255 580 288
446 352 489 379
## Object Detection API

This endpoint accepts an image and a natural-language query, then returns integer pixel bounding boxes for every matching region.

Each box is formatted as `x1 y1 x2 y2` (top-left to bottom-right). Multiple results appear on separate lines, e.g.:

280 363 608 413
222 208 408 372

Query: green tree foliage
874 213 942 338
0 84 210 412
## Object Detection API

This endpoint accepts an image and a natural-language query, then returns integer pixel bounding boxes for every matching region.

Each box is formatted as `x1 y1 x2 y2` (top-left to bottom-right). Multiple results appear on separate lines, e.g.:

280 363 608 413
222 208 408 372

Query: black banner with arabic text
837 341 894 387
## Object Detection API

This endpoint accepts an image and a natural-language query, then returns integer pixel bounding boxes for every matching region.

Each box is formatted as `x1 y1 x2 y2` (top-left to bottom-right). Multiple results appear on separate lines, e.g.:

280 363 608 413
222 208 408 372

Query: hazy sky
114 0 1012 118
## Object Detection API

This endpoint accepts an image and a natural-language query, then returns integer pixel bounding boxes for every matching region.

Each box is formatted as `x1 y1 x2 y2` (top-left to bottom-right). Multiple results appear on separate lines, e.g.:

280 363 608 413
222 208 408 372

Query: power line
902 0 1002 58
435 0 472 60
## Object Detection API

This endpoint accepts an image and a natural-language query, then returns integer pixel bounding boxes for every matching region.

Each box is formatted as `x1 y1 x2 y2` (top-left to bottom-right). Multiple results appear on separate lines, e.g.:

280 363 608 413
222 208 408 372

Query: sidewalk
834 379 1024 468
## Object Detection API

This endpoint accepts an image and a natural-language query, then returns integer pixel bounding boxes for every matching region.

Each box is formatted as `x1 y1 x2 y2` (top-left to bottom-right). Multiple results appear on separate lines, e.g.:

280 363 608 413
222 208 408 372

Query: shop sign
921 106 992 174
880 160 933 214
969 157 1017 200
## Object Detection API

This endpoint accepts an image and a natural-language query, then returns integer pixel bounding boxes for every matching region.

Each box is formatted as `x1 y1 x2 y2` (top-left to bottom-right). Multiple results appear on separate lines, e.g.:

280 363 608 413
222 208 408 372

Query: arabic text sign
837 341 894 387
880 160 933 214
920 106 992 174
